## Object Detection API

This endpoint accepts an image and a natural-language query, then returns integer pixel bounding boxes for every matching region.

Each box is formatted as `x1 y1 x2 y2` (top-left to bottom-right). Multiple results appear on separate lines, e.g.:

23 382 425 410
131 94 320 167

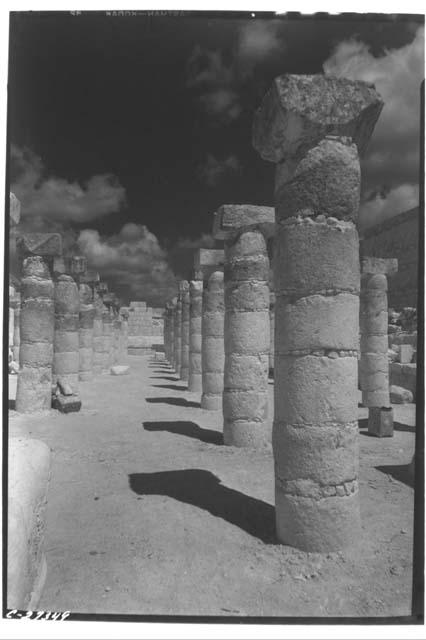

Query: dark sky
7 11 424 304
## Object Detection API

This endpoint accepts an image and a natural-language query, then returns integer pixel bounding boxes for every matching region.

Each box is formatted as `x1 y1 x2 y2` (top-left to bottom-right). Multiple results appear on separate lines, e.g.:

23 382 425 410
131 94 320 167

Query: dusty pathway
9 356 416 617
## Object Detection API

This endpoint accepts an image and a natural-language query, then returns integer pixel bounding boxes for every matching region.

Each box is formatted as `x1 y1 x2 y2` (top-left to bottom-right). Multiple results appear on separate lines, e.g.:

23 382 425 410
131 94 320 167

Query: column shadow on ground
143 420 222 445
146 397 201 409
149 375 180 381
151 383 188 391
375 463 414 488
358 418 415 434
129 468 276 544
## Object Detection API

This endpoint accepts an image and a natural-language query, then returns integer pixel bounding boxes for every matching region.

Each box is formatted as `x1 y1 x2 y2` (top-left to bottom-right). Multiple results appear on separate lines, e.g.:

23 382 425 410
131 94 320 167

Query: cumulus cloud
323 26 423 223
10 144 126 226
359 183 419 230
77 223 177 306
186 19 285 123
197 153 242 187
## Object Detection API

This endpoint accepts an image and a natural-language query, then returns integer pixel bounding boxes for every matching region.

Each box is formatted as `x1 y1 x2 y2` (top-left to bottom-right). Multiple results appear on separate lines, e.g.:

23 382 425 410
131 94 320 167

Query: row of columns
164 73 385 552
11 214 129 413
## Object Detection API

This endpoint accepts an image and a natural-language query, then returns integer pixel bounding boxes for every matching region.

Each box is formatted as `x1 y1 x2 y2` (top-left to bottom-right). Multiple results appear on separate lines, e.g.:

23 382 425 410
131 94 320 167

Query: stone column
15 233 62 413
174 290 183 377
9 286 15 354
102 308 113 373
253 73 383 551
213 205 274 447
78 270 99 381
360 257 398 437
118 307 129 366
53 275 80 393
193 249 225 410
180 282 190 381
188 280 203 392
12 297 21 363
169 298 177 369
269 291 275 376
92 289 104 375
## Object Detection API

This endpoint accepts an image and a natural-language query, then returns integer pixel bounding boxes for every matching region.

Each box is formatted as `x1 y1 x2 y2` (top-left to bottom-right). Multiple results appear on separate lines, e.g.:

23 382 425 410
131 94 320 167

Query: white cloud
359 183 419 229
323 26 424 198
77 223 177 305
11 145 126 225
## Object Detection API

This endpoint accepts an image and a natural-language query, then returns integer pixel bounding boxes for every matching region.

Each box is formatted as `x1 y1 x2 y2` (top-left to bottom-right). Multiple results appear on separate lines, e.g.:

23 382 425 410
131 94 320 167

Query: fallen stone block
390 362 417 400
110 365 130 376
390 385 413 404
8 438 50 610
53 394 82 413
368 406 394 438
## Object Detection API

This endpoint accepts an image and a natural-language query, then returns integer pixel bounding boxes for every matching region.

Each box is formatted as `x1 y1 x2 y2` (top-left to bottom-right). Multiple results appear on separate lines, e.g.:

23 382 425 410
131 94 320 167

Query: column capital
361 257 398 276
194 248 224 280
253 74 383 165
213 204 275 240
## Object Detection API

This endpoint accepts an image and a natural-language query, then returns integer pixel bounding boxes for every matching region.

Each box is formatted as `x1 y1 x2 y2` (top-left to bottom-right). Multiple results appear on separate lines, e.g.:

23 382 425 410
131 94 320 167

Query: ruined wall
360 208 419 310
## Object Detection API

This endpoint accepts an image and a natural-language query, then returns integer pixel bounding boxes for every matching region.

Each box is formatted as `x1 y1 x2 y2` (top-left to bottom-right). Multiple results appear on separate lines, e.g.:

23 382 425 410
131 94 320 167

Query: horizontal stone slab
361 257 398 276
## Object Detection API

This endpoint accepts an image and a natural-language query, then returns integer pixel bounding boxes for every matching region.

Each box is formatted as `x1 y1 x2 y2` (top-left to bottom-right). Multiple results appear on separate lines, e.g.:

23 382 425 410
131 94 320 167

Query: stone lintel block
252 74 384 163
10 192 21 226
18 233 62 258
368 406 394 437
361 257 398 276
213 204 275 240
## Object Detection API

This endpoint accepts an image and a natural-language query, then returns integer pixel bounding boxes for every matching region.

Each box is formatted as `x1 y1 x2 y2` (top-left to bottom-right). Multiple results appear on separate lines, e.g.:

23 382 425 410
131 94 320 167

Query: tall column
169 298 177 369
188 280 203 392
360 257 398 437
12 297 21 363
15 233 62 413
195 249 225 410
213 205 274 447
78 270 99 381
180 281 190 381
53 275 80 393
253 73 383 550
174 290 182 377
9 286 15 355
92 289 104 375
118 307 129 366
102 308 113 373
269 291 275 375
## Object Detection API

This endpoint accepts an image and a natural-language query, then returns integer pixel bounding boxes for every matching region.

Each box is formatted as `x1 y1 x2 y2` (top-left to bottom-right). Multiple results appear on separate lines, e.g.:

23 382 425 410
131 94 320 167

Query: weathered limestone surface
16 257 55 413
10 192 21 226
8 438 50 610
214 205 274 447
188 281 203 392
201 270 225 410
53 275 80 393
180 281 190 382
253 73 383 551
174 293 183 376
13 297 21 363
78 283 95 381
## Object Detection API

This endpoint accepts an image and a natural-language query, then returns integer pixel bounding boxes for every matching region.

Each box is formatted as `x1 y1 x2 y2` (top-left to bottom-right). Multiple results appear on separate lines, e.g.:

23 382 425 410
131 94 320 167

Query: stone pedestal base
368 406 394 437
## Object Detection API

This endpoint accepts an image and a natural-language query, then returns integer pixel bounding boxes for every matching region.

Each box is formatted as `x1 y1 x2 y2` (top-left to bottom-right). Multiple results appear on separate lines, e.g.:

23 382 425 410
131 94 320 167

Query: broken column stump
213 204 274 447
253 73 383 550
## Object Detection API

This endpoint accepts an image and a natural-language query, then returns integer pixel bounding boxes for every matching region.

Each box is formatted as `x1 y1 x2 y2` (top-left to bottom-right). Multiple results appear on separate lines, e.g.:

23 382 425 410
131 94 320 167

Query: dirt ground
8 355 417 618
